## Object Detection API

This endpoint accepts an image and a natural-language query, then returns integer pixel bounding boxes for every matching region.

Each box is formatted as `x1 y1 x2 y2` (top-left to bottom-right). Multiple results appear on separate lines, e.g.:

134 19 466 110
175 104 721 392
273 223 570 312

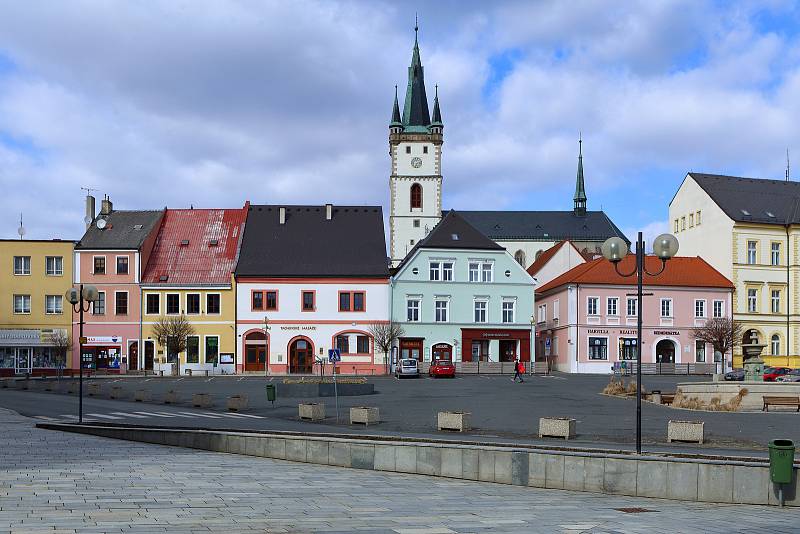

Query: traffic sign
328 349 341 363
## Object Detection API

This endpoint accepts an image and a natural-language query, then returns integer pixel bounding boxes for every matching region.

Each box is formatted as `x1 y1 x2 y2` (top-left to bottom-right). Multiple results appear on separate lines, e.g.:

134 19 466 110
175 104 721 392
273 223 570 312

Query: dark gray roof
457 210 628 242
688 173 800 224
235 205 389 278
419 210 503 251
77 210 164 250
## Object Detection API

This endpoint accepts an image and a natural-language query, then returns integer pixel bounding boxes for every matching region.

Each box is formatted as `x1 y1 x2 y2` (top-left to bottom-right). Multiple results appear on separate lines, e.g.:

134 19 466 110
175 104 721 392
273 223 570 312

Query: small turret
430 84 443 134
390 85 403 134
573 134 587 217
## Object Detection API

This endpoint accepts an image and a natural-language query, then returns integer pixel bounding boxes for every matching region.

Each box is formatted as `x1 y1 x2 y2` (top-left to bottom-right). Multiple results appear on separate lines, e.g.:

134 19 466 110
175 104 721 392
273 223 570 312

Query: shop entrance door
15 348 32 374
289 338 313 374
499 340 517 362
244 331 267 372
144 341 154 371
656 340 676 364
128 342 138 371
432 343 452 362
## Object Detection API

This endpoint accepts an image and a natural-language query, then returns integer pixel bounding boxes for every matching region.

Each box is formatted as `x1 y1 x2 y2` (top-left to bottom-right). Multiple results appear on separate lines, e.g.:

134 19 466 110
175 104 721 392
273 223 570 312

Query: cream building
669 172 800 368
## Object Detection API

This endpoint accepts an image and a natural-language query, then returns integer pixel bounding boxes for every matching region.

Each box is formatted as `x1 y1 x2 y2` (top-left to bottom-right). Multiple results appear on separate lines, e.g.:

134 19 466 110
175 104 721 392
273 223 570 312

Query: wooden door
290 339 312 374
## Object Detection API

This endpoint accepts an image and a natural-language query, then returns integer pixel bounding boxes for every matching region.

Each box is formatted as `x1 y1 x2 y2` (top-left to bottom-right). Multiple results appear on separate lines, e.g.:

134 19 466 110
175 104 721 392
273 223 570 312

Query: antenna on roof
17 213 25 240
786 148 790 182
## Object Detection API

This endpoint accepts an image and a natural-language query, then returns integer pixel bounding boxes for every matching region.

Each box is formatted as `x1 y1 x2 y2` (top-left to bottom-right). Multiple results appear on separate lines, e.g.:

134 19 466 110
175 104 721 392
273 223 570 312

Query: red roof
142 207 247 285
526 240 594 277
536 255 734 295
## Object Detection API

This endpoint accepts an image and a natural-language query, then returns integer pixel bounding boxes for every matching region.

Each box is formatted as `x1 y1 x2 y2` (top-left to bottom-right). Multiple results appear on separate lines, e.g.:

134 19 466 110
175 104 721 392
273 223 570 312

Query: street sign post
328 349 341 422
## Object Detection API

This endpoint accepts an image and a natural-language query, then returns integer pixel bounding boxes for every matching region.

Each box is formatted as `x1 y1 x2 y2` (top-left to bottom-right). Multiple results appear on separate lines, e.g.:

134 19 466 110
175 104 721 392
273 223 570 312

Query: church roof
401 26 432 132
574 138 587 204
457 210 628 243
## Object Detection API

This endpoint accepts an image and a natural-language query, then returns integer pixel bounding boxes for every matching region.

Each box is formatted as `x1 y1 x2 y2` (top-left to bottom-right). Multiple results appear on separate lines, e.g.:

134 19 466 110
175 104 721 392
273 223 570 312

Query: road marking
206 377 214 382
218 412 264 419
179 412 221 419
87 413 123 420
156 411 190 417
133 411 176 418
34 415 58 421
59 414 78 419
176 378 184 382
144 378 153 382
110 412 147 419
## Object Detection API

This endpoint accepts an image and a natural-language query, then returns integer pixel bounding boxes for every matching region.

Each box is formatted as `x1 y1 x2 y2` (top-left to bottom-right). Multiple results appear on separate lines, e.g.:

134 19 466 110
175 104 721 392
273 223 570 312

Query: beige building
670 172 800 368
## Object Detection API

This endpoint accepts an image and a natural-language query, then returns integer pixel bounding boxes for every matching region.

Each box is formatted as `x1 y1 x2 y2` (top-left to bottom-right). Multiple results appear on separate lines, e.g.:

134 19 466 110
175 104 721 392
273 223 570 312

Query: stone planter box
164 390 180 404
134 389 151 402
87 383 101 396
110 386 124 399
539 417 576 440
299 403 325 421
668 420 704 444
192 393 212 408
350 406 380 425
65 381 78 394
437 411 471 432
227 395 249 412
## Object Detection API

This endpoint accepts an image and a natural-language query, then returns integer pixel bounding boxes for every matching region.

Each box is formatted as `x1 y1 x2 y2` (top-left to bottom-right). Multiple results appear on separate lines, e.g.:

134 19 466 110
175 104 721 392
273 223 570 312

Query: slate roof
141 207 247 286
688 173 800 224
77 210 164 250
458 210 628 242
536 255 734 295
235 205 389 278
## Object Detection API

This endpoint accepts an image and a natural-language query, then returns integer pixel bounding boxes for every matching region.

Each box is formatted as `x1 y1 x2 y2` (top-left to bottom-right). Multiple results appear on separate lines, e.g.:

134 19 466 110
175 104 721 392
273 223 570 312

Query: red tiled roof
536 255 734 294
526 241 567 277
142 207 247 285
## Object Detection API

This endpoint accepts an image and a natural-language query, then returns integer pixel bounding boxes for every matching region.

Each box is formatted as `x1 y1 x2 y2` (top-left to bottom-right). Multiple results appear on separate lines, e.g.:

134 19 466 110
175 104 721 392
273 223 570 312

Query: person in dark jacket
512 358 524 383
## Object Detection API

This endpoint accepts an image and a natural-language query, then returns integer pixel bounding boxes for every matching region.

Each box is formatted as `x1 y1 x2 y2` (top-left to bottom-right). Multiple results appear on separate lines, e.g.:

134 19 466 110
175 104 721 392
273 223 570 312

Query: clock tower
389 24 443 266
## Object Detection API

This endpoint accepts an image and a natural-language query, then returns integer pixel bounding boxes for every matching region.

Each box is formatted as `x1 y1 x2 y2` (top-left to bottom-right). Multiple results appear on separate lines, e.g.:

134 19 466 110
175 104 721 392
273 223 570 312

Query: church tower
389 23 443 266
573 135 587 217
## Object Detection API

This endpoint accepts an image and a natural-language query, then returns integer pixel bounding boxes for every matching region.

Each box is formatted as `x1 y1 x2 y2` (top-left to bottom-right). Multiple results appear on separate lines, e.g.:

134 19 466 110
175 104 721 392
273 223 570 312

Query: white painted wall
532 242 589 286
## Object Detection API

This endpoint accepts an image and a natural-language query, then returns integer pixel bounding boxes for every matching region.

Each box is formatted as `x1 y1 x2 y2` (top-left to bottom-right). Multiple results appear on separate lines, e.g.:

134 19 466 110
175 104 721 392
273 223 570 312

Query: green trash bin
768 439 795 484
265 384 276 406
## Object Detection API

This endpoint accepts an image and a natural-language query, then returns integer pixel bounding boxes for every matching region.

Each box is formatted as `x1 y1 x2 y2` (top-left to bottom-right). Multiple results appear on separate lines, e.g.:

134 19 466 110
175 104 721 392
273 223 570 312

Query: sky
1 0 800 247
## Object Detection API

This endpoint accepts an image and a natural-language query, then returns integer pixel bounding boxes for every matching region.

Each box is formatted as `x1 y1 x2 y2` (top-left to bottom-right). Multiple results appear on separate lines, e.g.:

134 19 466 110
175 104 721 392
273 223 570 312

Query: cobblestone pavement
1 410 798 533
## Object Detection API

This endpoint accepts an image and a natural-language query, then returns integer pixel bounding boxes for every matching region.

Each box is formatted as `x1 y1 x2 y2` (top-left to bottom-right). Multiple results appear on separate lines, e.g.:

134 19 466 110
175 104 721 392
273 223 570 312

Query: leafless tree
50 330 72 375
692 317 743 371
368 322 405 374
152 314 195 376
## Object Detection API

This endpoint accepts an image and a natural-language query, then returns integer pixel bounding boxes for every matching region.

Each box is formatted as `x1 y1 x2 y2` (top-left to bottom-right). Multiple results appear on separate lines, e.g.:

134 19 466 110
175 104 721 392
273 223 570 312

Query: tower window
406 146 411 154
410 183 422 209
423 146 428 154
413 219 420 227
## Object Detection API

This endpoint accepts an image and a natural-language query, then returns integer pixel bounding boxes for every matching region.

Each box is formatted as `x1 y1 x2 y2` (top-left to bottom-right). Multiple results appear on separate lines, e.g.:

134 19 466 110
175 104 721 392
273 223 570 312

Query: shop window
588 337 608 360
116 256 129 275
695 340 706 362
166 294 180 315
186 336 200 363
619 338 637 360
13 256 31 275
187 293 201 315
356 335 370 354
205 336 219 364
206 294 221 314
45 256 63 276
146 294 160 314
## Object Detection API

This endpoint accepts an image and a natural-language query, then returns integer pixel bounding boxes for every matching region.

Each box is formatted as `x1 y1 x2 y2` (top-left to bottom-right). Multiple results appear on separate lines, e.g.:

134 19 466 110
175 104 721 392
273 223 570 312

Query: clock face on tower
411 157 422 168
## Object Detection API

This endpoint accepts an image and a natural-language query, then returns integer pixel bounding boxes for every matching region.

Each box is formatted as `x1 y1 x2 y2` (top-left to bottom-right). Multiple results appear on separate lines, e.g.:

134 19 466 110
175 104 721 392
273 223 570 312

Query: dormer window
180 239 189 246
209 239 219 246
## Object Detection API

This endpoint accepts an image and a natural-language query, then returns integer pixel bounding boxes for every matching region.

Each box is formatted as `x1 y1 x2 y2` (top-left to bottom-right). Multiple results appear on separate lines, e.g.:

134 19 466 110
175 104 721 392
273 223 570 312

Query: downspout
389 273 394 375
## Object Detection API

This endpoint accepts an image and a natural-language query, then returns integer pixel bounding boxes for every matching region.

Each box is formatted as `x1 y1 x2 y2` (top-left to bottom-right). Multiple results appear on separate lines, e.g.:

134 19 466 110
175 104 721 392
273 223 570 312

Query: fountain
741 332 766 382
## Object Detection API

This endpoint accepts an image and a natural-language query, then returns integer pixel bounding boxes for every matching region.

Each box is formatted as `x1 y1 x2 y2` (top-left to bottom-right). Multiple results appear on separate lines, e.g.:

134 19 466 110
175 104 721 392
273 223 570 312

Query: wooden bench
661 393 675 405
762 396 800 412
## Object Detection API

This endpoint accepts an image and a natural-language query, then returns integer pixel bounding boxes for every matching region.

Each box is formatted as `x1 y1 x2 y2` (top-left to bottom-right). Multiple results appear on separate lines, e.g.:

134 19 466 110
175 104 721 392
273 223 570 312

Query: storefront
460 328 531 362
0 329 69 376
81 335 124 372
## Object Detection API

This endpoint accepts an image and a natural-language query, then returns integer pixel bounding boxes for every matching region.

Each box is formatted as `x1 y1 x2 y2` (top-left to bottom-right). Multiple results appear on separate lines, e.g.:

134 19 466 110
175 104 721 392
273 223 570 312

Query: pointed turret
573 134 587 216
402 21 431 131
430 84 443 133
390 85 402 133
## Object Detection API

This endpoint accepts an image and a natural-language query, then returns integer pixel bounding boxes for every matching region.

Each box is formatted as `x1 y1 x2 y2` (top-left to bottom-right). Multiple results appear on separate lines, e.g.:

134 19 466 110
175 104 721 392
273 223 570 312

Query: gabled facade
526 240 593 287
392 211 536 363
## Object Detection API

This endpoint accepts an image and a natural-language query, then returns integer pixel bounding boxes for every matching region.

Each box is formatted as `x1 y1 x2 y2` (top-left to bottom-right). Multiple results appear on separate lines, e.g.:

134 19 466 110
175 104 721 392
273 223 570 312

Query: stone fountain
741 332 766 382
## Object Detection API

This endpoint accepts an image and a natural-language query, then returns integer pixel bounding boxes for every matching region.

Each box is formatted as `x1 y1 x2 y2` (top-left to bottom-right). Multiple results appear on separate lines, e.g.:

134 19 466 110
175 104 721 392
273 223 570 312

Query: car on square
429 355 456 378
763 367 793 382
395 358 419 379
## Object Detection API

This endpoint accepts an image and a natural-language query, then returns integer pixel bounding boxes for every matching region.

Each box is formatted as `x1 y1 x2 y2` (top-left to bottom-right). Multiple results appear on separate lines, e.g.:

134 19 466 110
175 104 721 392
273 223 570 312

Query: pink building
535 255 734 374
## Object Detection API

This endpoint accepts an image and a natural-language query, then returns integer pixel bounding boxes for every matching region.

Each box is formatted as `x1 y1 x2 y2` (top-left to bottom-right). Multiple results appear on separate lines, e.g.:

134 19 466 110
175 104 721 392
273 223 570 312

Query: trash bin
265 384 276 405
769 439 795 484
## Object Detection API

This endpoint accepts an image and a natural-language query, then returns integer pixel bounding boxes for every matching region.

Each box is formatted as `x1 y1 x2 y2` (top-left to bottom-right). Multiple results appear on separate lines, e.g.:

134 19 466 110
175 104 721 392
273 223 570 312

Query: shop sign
280 326 317 331
653 330 680 336
479 332 512 338
620 330 637 335
85 336 122 344
587 329 609 334
0 329 41 343
432 343 451 349
220 353 234 364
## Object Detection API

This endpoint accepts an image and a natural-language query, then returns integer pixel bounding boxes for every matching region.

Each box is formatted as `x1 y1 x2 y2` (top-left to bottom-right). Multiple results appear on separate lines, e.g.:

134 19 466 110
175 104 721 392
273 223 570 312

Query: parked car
429 358 456 378
724 369 745 381
763 367 793 382
395 358 419 379
777 369 800 382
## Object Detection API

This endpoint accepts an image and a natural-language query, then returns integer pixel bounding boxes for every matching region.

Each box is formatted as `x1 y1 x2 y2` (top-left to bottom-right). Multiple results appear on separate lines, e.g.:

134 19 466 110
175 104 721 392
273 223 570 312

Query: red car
429 358 456 378
763 367 793 382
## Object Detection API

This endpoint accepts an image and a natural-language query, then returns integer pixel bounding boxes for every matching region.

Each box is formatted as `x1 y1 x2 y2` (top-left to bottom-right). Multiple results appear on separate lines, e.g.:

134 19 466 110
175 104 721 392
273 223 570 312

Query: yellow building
0 239 75 375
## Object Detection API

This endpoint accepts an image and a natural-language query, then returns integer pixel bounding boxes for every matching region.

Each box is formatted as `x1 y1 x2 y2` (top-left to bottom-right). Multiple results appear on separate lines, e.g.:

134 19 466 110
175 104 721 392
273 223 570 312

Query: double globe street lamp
66 284 99 423
601 232 679 454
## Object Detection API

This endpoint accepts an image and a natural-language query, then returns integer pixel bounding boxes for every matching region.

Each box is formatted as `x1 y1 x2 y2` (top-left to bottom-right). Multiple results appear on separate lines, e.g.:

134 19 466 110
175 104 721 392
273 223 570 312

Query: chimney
85 194 96 228
325 203 332 220
100 195 113 216
279 207 286 225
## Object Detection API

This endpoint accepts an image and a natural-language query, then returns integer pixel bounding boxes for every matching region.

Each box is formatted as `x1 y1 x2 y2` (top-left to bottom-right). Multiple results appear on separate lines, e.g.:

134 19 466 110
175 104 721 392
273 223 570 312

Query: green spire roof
431 84 442 126
402 21 431 131
390 85 402 126
574 134 587 215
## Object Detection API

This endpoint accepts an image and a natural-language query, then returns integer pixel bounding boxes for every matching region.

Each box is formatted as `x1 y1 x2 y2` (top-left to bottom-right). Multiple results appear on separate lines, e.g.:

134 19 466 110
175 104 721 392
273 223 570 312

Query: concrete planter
227 395 249 412
539 417 576 440
134 389 151 402
350 406 380 425
110 386 124 399
437 411 471 432
299 403 325 421
164 390 180 404
668 420 704 444
87 383 101 396
192 393 212 408
65 381 78 394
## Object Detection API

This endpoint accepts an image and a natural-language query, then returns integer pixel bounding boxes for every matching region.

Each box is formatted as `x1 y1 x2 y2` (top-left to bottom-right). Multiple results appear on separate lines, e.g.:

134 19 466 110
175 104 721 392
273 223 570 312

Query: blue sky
1 0 800 244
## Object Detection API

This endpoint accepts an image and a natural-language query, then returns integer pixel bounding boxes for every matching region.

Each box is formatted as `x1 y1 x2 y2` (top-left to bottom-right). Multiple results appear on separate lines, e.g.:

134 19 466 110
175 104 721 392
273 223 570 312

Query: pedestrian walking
512 358 524 383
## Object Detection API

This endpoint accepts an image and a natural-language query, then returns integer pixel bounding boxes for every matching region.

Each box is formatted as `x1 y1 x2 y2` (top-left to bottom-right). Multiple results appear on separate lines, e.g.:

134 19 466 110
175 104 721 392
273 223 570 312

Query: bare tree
50 330 72 376
152 314 196 376
368 322 405 374
692 317 743 371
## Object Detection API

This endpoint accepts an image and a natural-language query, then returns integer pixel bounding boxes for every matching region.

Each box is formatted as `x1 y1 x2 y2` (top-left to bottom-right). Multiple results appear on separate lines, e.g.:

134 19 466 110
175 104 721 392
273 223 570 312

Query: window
146 294 159 314
626 298 637 317
771 243 781 266
407 299 420 322
336 334 350 353
660 298 672 318
45 256 63 276
93 256 106 274
469 262 479 282
474 300 488 323
747 241 757 264
356 335 370 354
252 291 263 310
553 299 560 321
206 294 221 314
588 337 608 360
429 262 440 281
747 288 758 313
713 300 724 318
186 336 199 363
423 145 428 154
607 297 619 316
116 256 129 275
93 292 105 315
13 294 31 314
680 216 686 231
413 219 420 228
353 292 365 311
410 183 422 209
502 301 515 323
302 291 315 311
619 338 637 360
205 336 219 364
537 303 546 323
514 250 526 267
689 213 694 227
166 294 180 314
13 256 30 275
771 334 781 356
115 292 128 315
696 210 701 225
694 299 706 318
481 262 493 282
339 292 350 311
187 293 200 314
339 291 364 311
442 262 453 281
45 295 63 314
587 297 598 316
695 340 706 362
674 219 679 233
771 290 781 314
435 299 449 322
405 146 411 154
265 291 277 310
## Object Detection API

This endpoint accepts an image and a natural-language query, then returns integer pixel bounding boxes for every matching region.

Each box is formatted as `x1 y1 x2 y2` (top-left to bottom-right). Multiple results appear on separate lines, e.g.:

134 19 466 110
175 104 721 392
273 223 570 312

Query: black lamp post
601 232 678 454
66 284 98 424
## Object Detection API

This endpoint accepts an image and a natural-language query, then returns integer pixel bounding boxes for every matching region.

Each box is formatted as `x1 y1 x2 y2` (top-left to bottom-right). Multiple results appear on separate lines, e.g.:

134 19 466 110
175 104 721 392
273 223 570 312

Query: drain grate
615 507 658 514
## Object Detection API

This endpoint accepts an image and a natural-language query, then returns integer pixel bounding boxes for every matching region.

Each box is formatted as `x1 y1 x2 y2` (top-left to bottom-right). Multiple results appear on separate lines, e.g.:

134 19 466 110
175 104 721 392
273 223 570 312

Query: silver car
395 358 419 378
777 369 800 382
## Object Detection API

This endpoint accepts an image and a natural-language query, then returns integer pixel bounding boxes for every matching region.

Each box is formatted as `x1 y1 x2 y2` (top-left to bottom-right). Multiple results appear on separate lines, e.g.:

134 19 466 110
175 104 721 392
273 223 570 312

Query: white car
777 369 800 382
395 358 420 378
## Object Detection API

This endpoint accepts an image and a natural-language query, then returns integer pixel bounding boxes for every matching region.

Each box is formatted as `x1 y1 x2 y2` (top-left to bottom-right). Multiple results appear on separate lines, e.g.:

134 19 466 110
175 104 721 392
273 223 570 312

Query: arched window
535 249 544 260
410 183 422 209
514 250 526 267
771 334 781 356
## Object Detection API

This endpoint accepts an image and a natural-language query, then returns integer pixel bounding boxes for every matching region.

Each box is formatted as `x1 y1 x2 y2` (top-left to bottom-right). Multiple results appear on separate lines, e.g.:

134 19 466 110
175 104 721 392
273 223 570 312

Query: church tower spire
402 17 431 130
390 85 402 133
430 84 443 133
573 134 587 216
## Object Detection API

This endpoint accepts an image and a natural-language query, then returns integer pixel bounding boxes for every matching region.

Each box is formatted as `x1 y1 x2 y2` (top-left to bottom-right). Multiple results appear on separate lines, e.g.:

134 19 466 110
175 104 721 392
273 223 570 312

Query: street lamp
530 314 535 376
66 284 99 423
601 232 678 454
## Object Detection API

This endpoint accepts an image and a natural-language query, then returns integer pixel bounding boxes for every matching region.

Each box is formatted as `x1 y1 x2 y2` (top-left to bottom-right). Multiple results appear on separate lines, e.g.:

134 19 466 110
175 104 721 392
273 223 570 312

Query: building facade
392 211 536 364
526 240 593 287
535 255 734 373
0 239 75 376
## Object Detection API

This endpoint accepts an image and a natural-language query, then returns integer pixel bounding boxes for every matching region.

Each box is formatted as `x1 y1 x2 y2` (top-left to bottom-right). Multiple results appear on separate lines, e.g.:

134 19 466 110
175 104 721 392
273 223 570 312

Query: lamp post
530 314 535 375
601 232 678 454
66 284 99 424
263 315 269 378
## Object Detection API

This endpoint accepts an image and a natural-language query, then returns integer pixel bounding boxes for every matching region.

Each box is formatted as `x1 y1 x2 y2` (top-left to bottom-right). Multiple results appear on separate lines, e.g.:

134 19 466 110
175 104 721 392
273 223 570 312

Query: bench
762 396 800 412
661 393 675 405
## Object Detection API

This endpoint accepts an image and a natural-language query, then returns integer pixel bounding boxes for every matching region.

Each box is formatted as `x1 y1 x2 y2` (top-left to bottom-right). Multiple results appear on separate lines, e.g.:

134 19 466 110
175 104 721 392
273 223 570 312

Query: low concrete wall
276 382 374 398
678 382 800 411
37 423 797 507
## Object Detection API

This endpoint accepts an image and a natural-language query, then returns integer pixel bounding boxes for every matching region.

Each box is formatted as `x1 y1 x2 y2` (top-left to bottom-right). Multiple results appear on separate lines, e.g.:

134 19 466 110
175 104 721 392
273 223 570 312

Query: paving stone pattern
1 409 798 533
